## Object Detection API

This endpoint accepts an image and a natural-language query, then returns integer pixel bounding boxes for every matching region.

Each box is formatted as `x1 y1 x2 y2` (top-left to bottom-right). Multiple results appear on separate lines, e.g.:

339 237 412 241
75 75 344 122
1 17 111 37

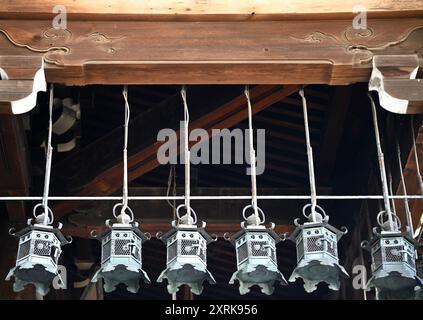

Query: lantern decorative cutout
157 208 216 295
91 204 151 293
361 212 422 294
227 205 287 295
288 204 349 293
6 204 71 296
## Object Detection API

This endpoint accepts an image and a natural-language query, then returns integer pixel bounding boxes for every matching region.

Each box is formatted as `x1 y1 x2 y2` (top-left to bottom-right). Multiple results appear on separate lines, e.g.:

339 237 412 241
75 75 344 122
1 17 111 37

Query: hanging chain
121 85 131 221
299 87 317 222
410 116 423 195
181 86 191 221
368 93 396 231
41 84 54 225
396 137 414 236
244 86 260 226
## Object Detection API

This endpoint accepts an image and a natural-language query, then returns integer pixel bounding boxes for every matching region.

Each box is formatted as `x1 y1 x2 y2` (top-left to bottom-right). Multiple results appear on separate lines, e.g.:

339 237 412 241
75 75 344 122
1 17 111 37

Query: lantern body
92 222 150 293
157 223 215 295
229 225 287 295
363 231 422 293
6 224 69 296
289 222 348 293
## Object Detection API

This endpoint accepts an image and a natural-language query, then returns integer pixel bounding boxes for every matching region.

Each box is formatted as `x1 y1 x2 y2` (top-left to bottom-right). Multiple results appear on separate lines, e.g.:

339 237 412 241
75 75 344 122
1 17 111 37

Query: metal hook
242 204 265 224
223 232 232 241
112 203 134 223
8 227 16 236
176 204 197 225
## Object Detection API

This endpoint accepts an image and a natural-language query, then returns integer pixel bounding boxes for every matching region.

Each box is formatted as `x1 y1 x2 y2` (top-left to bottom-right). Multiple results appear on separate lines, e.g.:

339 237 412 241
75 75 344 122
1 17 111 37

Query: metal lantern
6 207 71 296
91 206 151 293
361 213 422 294
288 204 349 293
228 208 287 295
157 211 216 295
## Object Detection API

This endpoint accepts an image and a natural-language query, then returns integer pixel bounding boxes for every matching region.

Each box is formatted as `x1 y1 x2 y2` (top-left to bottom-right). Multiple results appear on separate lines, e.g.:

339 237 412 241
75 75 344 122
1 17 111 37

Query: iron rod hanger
1 195 423 201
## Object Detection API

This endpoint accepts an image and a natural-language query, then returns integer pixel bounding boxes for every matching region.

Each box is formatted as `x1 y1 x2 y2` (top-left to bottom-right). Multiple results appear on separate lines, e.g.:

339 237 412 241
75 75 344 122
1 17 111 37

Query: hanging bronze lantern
288 204 349 292
227 206 287 295
157 208 216 295
361 212 422 294
6 205 71 296
91 205 151 293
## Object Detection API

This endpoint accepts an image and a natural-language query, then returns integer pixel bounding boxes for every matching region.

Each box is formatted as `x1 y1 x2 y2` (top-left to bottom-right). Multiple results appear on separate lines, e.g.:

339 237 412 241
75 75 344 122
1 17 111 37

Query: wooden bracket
369 55 423 114
0 56 46 114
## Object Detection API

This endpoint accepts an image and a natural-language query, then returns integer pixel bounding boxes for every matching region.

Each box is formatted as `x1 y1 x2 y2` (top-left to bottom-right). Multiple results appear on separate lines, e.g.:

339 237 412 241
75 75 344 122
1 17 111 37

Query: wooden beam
0 56 46 114
369 55 423 114
61 186 329 239
1 0 421 21
395 123 423 233
0 18 422 85
51 85 298 219
0 115 30 222
62 222 294 239
318 86 352 184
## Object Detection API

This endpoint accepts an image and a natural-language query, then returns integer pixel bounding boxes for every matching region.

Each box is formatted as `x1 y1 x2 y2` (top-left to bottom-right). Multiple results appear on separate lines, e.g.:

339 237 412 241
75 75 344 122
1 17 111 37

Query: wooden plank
0 18 422 85
51 85 299 219
0 0 421 20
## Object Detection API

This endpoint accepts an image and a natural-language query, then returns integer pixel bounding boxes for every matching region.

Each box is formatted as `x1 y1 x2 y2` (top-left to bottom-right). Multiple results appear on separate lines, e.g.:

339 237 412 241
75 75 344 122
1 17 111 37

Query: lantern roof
229 223 282 245
10 222 71 246
288 220 347 242
158 220 214 244
362 229 421 252
93 220 150 242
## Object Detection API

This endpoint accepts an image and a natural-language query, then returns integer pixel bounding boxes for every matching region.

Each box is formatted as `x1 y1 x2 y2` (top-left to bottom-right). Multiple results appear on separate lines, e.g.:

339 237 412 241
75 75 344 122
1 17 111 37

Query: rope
41 84 54 225
121 85 131 221
396 137 414 236
368 93 395 231
244 86 260 226
411 116 423 195
166 164 177 220
181 86 191 222
299 87 317 222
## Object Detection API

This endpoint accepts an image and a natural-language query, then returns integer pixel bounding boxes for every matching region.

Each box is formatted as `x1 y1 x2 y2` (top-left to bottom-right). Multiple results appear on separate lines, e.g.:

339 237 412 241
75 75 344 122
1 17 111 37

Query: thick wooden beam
60 186 330 239
0 56 46 114
1 0 421 21
51 85 299 219
0 115 30 222
62 222 294 239
0 18 422 85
